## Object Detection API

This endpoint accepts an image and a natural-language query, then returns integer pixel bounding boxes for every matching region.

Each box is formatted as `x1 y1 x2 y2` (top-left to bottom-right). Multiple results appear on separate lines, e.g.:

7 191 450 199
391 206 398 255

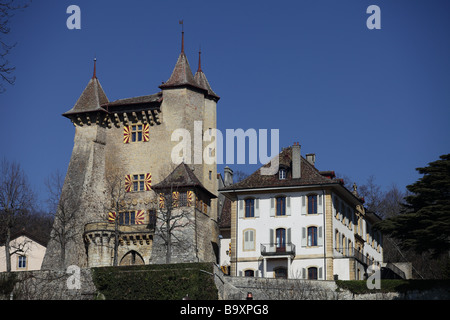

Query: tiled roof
105 92 162 108
63 77 109 116
159 52 206 92
152 163 217 199
220 146 343 191
194 70 220 100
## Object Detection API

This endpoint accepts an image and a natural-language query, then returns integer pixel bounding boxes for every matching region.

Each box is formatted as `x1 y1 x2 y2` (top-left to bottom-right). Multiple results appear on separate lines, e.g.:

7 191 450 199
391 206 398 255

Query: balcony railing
334 247 374 266
260 243 296 257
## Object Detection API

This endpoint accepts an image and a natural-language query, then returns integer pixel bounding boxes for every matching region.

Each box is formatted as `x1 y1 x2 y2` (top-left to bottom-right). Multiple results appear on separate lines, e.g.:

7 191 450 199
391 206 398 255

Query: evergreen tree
376 154 450 257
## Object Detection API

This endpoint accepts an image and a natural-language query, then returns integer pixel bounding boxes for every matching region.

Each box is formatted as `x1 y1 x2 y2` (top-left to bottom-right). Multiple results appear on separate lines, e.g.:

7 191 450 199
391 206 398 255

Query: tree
104 170 133 266
153 186 193 264
375 154 450 258
0 158 35 271
45 169 80 269
0 0 31 92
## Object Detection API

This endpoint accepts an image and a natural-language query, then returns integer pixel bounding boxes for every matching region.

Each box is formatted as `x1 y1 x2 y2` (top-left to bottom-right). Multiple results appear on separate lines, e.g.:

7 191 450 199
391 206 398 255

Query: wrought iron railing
260 243 296 256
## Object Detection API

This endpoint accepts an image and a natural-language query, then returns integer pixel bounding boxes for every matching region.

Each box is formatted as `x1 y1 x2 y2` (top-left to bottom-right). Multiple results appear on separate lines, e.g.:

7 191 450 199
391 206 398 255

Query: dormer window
279 168 286 180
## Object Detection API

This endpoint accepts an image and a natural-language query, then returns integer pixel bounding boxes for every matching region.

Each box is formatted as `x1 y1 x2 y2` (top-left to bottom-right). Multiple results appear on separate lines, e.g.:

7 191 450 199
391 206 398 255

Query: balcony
334 247 374 266
260 243 296 257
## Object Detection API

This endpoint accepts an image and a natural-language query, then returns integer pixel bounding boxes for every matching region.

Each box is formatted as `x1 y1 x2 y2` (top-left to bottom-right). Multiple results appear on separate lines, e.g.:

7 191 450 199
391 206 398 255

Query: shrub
92 262 218 300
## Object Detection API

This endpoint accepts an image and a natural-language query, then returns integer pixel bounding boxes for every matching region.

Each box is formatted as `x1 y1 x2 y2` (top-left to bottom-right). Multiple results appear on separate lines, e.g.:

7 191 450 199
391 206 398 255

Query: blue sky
1 0 449 207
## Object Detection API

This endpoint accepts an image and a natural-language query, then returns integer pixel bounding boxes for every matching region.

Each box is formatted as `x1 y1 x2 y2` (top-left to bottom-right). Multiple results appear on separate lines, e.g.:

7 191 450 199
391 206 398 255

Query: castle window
119 211 135 225
125 173 151 192
124 124 149 144
132 125 143 142
179 192 187 207
133 174 146 191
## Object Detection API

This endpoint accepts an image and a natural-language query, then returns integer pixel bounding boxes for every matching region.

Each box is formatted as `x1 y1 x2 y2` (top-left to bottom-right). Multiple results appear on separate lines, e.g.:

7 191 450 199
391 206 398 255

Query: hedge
336 279 450 294
91 262 218 300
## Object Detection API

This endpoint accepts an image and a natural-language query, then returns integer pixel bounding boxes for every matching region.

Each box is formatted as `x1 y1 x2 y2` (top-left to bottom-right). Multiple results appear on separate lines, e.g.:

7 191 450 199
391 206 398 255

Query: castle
41 31 220 269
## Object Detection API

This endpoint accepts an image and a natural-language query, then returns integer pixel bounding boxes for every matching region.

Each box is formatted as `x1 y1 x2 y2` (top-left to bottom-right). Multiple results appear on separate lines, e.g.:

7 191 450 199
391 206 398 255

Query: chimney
306 153 316 167
292 142 301 179
224 166 234 186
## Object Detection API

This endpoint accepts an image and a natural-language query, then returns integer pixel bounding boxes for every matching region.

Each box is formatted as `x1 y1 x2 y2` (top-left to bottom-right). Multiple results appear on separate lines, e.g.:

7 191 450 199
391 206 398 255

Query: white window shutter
318 194 323 214
239 200 244 218
270 198 275 217
301 227 307 247
287 228 291 244
319 267 323 279
286 196 291 216
269 229 275 252
255 198 260 218
301 196 306 215
302 268 306 279
318 226 323 246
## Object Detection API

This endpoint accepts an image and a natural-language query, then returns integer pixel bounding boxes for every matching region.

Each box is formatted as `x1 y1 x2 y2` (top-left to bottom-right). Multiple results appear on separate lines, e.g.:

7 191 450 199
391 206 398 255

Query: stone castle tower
41 31 219 270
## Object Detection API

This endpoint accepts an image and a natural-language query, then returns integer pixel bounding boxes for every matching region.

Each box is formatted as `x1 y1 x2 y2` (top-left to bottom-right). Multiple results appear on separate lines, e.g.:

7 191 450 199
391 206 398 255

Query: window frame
275 196 286 216
243 228 256 251
244 198 255 218
307 226 318 247
307 194 318 214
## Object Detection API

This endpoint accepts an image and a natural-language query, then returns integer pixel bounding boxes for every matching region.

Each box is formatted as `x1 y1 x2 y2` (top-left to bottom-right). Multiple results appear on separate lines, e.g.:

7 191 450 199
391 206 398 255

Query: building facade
0 232 47 272
41 32 220 270
219 144 383 280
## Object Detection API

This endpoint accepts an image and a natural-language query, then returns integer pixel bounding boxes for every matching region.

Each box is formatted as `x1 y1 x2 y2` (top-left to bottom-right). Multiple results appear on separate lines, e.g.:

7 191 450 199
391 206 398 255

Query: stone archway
120 250 145 266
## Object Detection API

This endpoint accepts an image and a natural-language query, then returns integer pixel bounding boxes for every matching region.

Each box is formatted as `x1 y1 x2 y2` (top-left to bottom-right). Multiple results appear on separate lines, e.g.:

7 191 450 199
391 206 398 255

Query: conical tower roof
194 50 220 100
63 59 109 117
159 31 206 92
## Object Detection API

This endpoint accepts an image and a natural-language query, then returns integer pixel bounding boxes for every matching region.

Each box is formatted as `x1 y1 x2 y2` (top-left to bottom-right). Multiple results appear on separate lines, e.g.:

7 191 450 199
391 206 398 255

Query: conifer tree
376 154 450 257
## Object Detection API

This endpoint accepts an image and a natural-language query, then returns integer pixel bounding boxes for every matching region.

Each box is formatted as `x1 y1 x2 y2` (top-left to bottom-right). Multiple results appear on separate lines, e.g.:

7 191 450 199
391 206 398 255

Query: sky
0 0 449 208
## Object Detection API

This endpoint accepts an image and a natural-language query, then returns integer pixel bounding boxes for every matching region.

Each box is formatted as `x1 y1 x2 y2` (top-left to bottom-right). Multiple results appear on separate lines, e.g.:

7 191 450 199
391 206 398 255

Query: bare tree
154 185 193 264
0 158 35 271
45 169 80 269
0 0 31 92
104 170 133 266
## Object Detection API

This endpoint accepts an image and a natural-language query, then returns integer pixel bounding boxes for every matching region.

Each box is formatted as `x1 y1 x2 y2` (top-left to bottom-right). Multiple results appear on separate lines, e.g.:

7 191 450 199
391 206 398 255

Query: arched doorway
120 250 145 266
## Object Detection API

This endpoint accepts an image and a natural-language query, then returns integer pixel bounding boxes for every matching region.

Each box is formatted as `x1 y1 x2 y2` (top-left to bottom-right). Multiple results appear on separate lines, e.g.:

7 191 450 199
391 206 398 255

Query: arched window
308 267 318 280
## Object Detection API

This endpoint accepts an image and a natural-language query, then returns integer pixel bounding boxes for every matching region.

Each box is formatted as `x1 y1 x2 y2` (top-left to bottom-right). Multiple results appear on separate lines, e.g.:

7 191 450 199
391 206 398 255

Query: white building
0 231 47 272
219 143 383 280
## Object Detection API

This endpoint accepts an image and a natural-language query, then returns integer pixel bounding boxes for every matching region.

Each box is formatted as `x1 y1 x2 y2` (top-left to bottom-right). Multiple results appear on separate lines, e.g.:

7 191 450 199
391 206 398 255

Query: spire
179 20 184 53
159 23 205 91
63 59 109 117
197 48 202 73
194 49 220 101
92 57 97 79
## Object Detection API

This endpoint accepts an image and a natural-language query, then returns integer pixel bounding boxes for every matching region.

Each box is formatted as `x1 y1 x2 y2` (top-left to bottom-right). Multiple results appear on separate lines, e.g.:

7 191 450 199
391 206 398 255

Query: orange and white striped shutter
123 125 132 144
125 174 132 192
143 124 150 142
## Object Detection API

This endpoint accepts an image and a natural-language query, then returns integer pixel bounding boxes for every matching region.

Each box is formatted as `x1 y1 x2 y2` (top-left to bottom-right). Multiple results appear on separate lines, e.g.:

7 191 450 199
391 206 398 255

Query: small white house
219 143 383 280
0 231 47 272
